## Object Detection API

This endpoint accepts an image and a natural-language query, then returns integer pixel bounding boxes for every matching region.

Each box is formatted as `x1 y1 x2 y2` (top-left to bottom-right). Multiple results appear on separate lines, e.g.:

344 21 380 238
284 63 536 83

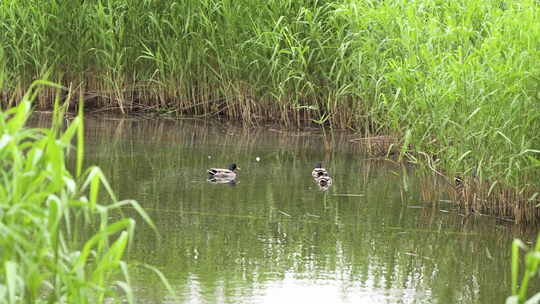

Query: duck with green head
207 163 239 179
312 163 329 178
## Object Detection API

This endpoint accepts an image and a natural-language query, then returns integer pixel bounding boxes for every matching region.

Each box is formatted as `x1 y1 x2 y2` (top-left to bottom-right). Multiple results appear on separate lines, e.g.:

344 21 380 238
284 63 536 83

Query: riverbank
1 0 539 223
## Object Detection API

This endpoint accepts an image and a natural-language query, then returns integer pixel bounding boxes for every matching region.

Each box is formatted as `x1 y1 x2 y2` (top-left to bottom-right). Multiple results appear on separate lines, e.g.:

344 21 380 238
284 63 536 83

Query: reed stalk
507 233 540 303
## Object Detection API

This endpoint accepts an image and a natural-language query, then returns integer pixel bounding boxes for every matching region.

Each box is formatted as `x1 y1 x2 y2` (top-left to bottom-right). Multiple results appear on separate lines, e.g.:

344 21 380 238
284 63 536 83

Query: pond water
57 114 535 303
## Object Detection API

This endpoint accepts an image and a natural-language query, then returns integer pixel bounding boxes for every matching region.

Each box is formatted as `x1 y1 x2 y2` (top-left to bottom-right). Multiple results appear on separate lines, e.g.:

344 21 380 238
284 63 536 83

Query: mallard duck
454 176 463 188
312 163 329 178
207 163 239 179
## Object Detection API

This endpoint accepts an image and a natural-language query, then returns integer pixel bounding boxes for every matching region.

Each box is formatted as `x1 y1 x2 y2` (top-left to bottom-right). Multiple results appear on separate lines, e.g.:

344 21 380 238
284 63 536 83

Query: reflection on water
207 177 238 186
31 113 536 303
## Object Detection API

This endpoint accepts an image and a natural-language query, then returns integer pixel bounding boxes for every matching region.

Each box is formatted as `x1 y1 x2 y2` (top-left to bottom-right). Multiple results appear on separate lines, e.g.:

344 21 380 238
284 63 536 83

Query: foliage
0 82 155 303
507 233 540 304
1 0 540 220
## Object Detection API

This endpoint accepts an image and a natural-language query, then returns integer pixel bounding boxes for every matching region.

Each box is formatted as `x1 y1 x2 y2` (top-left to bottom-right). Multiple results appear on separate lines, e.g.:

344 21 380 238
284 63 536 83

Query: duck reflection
207 177 237 187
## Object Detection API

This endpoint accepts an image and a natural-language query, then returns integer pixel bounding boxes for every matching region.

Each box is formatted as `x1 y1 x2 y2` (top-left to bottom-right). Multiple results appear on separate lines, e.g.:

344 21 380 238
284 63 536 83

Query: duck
454 175 464 188
207 163 239 179
312 163 329 178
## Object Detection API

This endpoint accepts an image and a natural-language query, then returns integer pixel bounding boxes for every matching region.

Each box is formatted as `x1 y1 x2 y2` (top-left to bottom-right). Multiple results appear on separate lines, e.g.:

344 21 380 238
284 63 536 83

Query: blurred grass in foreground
507 233 540 304
0 82 167 303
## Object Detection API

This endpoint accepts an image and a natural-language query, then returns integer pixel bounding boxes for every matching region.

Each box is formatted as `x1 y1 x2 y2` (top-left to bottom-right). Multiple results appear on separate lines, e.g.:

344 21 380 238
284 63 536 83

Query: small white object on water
256 157 261 162
208 155 212 159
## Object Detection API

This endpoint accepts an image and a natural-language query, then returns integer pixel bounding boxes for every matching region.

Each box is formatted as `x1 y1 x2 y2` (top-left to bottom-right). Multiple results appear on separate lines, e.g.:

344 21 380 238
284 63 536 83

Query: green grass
507 233 540 304
0 0 539 222
0 82 161 303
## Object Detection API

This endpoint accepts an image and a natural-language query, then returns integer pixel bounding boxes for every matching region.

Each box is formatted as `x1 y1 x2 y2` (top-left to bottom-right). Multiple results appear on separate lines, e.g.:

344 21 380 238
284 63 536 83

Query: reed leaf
0 83 166 303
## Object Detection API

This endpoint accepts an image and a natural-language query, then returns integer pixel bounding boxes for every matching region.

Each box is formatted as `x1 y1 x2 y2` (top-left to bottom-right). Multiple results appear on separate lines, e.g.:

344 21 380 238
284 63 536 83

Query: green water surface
73 115 532 304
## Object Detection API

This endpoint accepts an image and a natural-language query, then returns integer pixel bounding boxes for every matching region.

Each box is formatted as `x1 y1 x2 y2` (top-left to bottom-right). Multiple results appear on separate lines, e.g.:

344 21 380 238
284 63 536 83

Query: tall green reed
507 233 540 304
0 0 539 221
0 81 159 303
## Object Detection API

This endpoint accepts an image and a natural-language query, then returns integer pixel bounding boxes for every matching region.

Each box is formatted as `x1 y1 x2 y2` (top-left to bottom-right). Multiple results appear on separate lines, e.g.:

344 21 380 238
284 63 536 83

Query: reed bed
0 83 161 303
0 0 539 222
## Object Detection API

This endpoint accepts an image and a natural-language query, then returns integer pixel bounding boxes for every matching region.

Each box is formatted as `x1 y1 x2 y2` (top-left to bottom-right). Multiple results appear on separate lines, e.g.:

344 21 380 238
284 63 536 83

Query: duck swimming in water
312 163 329 178
207 163 239 179
312 163 332 191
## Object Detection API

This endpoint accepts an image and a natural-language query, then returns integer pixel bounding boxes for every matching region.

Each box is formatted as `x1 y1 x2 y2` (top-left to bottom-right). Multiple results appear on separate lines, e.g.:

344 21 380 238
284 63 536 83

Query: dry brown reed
452 178 540 225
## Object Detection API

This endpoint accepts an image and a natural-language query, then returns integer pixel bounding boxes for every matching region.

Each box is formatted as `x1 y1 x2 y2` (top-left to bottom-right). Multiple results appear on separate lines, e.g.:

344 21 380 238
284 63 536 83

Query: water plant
507 233 540 304
0 0 539 222
0 82 156 303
